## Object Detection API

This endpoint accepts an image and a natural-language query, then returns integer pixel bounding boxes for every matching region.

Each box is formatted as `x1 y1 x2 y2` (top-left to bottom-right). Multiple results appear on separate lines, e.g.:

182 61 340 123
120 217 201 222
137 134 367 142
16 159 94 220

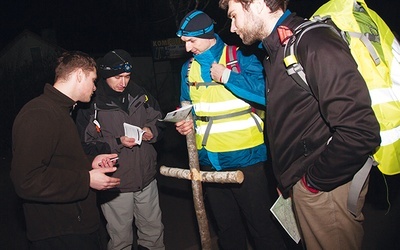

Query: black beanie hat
98 49 133 79
176 10 215 39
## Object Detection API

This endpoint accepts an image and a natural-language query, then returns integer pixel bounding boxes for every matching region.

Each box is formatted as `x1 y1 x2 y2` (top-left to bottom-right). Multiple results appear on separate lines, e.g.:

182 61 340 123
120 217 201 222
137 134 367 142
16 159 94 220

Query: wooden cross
160 101 244 250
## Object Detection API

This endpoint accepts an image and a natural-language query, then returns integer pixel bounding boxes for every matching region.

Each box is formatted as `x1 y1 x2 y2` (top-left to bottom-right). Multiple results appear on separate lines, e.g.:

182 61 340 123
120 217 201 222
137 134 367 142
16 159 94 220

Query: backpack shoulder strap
225 45 241 73
185 57 219 88
185 57 194 86
281 18 341 96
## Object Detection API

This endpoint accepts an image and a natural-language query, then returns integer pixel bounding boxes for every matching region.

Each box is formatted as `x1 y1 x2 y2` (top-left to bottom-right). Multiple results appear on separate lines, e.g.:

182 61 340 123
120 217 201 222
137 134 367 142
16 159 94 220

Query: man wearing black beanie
76 49 165 250
175 10 286 250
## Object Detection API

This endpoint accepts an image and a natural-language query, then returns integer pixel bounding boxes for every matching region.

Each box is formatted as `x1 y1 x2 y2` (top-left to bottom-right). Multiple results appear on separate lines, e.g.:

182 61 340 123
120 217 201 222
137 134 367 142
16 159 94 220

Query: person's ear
251 0 264 14
76 68 83 83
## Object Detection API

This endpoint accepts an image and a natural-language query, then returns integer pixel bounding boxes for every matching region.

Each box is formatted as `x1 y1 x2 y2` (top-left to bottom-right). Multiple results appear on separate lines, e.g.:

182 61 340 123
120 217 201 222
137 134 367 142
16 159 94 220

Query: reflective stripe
194 99 250 113
198 108 257 146
368 39 400 147
188 45 264 152
369 86 400 106
391 39 400 85
392 39 400 62
195 117 262 135
380 127 400 146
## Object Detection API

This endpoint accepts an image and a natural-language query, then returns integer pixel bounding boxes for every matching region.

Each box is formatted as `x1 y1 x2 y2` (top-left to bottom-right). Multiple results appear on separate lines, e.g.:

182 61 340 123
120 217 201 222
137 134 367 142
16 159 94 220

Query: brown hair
219 0 288 13
55 51 96 82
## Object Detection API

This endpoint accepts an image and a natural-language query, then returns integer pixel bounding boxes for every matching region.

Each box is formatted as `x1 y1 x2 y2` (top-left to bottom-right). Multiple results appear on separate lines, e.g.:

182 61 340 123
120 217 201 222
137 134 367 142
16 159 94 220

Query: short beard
240 18 265 45
241 28 260 45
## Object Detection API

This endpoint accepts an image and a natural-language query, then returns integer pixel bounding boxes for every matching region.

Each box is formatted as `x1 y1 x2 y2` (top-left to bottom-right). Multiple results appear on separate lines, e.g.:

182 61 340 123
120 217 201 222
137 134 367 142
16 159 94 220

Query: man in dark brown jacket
11 51 120 249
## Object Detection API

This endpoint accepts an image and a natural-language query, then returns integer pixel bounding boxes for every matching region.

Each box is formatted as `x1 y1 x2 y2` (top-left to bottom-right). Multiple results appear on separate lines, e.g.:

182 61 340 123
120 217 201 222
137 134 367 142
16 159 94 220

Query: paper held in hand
159 105 193 123
123 123 145 145
270 194 301 243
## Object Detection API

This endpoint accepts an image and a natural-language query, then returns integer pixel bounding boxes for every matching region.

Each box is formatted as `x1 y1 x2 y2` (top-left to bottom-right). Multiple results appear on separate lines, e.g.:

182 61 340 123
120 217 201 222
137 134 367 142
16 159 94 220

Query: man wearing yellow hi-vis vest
174 10 286 250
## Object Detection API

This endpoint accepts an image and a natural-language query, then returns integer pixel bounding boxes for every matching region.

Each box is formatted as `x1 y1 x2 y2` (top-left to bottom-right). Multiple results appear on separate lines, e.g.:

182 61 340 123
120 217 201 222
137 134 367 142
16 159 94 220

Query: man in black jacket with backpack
219 0 381 249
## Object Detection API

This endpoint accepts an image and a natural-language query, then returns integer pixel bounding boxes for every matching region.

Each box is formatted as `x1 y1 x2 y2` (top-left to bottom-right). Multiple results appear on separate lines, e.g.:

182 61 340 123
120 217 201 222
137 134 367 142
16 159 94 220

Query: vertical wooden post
181 101 212 250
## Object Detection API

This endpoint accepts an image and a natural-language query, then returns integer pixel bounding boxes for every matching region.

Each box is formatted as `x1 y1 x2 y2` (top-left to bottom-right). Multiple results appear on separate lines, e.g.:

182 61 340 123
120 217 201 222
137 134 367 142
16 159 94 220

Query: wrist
301 175 319 193
116 137 122 145
220 68 231 83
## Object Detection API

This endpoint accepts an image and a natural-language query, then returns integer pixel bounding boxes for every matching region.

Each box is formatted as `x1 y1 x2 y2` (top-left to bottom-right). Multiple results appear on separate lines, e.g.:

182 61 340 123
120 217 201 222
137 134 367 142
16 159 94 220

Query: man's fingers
101 167 118 173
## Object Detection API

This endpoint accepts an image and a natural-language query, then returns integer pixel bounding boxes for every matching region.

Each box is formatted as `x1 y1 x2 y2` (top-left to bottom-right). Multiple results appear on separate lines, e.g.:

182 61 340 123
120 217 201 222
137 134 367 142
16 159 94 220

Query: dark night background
0 0 398 167
1 0 398 55
0 1 399 249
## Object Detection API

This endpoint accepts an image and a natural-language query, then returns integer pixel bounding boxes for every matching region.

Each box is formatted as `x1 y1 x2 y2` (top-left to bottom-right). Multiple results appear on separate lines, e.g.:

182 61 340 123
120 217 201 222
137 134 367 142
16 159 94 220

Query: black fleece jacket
11 84 99 241
262 13 380 196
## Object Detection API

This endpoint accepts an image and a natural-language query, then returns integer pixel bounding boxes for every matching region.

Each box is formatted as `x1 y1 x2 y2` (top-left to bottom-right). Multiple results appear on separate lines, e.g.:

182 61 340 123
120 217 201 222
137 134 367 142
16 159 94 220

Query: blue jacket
180 34 267 170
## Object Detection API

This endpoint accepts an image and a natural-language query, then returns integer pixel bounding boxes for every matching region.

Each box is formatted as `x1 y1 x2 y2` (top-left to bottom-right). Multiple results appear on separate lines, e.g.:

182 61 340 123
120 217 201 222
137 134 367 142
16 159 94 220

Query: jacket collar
43 83 76 111
193 34 225 63
94 79 144 110
262 12 300 58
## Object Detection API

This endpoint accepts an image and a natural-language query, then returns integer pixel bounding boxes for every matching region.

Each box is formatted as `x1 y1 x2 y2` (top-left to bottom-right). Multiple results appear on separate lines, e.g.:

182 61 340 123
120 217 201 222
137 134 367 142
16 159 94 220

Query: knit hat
98 49 133 79
176 10 215 39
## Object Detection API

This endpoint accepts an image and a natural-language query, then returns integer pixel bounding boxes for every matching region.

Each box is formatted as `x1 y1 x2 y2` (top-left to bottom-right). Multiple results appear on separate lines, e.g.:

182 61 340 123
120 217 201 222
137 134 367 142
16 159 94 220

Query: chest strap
195 108 262 146
192 82 220 89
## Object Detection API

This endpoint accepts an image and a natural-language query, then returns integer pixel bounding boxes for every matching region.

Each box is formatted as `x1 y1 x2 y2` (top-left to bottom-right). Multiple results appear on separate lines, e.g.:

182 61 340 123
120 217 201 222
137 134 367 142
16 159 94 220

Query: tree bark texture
182 101 212 250
159 166 244 183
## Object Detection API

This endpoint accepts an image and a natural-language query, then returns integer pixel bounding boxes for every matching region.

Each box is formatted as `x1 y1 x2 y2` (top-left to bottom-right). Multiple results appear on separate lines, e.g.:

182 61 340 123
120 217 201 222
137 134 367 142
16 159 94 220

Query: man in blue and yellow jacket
175 10 285 250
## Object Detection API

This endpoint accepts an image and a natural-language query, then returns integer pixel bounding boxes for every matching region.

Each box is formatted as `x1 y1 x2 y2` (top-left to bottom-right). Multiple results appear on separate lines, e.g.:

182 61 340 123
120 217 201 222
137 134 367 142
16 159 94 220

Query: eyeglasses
99 61 132 73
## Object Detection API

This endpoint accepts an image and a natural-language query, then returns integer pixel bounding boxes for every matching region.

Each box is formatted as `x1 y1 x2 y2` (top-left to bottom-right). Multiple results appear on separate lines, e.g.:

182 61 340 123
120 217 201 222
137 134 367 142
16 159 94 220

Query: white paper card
270 195 301 244
159 105 193 123
123 123 145 145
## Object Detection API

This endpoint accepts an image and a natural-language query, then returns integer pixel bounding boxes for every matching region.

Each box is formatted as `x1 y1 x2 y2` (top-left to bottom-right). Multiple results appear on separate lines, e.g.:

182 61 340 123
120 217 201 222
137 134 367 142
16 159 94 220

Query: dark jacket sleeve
299 28 381 191
141 88 166 143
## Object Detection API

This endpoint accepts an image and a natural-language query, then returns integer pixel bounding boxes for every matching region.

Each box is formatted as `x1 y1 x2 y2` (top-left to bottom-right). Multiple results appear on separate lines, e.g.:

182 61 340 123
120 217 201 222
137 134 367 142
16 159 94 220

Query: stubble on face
240 17 265 45
235 7 266 45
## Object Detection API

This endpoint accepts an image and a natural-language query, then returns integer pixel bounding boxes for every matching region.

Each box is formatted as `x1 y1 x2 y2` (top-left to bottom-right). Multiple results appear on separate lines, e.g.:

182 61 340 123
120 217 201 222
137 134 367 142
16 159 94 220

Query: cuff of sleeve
220 68 231 83
116 137 122 145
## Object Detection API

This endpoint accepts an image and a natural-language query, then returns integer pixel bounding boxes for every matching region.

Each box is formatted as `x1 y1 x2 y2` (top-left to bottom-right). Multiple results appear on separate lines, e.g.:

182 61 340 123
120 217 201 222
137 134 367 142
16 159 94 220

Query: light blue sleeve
179 60 191 104
224 50 266 106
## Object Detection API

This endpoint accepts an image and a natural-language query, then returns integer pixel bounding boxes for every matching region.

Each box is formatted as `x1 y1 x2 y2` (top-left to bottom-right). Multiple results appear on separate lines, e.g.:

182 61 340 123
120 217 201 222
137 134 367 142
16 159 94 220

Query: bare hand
176 120 194 135
142 127 154 141
210 63 227 83
121 136 136 148
93 153 119 169
89 167 120 190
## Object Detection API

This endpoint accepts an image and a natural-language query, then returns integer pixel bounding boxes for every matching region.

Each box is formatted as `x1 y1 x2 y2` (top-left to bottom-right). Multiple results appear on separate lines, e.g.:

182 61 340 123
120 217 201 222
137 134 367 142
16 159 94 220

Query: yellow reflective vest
313 0 400 175
188 46 264 152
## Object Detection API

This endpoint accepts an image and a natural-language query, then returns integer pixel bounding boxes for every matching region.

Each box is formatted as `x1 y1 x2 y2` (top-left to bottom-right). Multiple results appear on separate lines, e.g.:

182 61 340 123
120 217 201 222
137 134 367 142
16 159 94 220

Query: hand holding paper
159 105 193 123
123 123 145 145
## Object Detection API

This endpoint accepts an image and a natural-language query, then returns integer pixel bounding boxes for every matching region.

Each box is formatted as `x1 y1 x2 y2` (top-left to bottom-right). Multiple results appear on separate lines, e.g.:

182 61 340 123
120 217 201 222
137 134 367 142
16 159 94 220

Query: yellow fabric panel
375 141 400 175
372 102 400 131
313 0 400 174
188 45 264 152
195 125 264 152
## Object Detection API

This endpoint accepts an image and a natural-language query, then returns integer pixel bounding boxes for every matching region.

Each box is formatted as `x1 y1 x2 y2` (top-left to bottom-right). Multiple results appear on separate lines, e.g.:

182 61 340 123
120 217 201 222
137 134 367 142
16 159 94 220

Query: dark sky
0 0 399 56
0 0 227 55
